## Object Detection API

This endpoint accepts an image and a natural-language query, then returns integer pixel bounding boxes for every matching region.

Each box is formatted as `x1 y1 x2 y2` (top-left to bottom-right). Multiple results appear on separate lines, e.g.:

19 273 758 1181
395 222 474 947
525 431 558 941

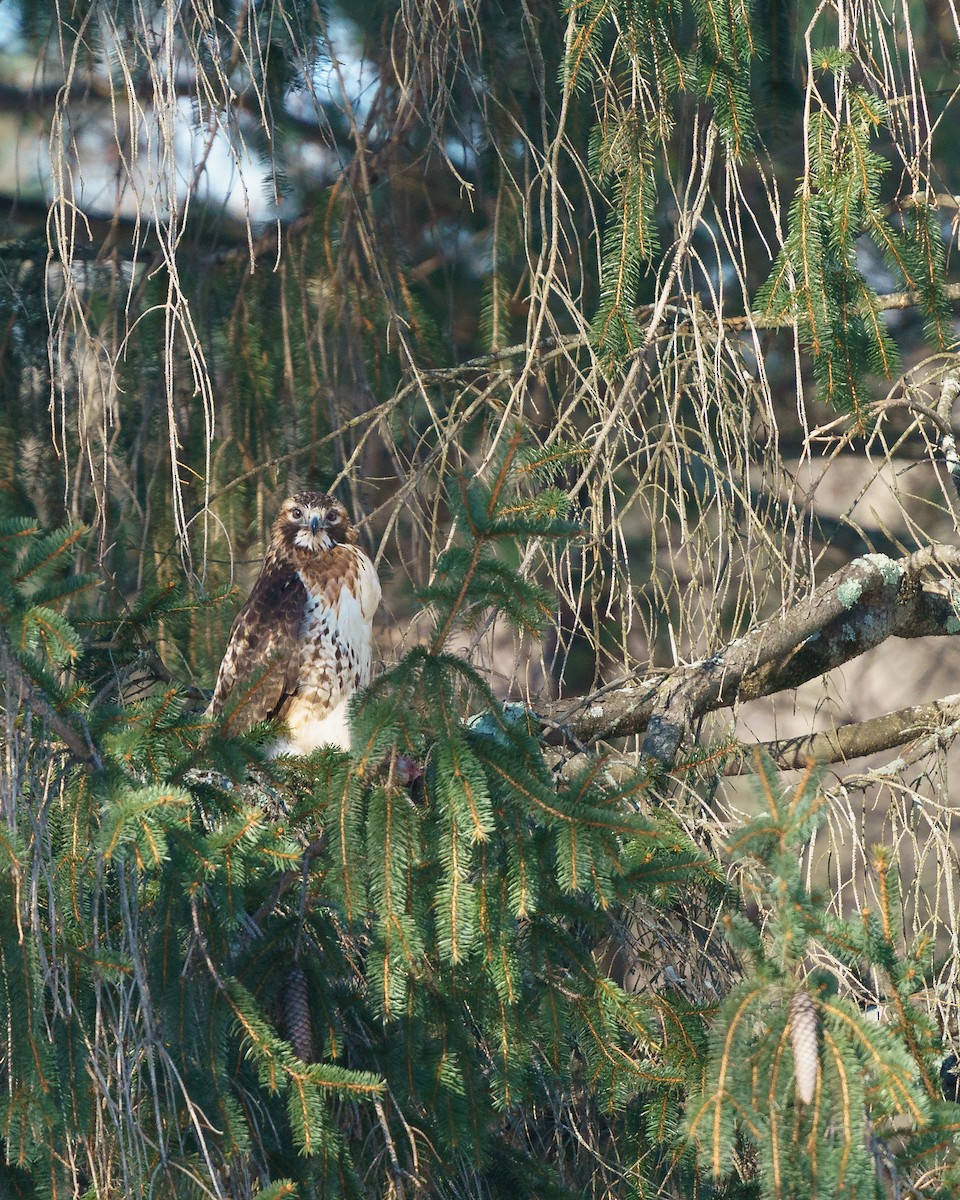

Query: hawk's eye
291 507 303 521
329 511 341 524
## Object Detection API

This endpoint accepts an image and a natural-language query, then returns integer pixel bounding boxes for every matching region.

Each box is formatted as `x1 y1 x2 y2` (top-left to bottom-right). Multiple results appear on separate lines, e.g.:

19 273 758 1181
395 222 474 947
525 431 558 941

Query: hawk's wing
207 559 307 733
353 546 382 626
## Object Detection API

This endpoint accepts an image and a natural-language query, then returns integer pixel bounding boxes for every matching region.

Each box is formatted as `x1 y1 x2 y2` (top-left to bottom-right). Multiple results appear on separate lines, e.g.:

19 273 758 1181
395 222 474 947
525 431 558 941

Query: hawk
206 491 381 755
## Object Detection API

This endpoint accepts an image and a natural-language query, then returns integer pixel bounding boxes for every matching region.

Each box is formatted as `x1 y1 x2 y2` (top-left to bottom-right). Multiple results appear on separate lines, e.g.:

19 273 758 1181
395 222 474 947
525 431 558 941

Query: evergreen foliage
569 0 954 414
755 67 949 421
573 0 759 359
686 752 960 1199
2 462 960 1197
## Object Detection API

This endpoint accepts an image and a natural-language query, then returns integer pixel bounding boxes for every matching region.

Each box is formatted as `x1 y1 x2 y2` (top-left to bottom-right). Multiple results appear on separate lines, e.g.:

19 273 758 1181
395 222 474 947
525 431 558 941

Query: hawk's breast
298 576 373 703
270 547 379 754
293 543 380 709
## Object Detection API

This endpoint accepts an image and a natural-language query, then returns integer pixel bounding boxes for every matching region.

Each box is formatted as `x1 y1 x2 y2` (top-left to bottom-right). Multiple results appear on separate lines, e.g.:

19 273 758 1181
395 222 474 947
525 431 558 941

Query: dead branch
555 690 960 781
723 693 960 774
537 544 960 768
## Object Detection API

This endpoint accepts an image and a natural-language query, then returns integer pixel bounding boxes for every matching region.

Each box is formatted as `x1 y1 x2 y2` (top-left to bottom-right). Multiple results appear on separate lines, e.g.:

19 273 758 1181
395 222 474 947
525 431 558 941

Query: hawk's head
273 491 358 557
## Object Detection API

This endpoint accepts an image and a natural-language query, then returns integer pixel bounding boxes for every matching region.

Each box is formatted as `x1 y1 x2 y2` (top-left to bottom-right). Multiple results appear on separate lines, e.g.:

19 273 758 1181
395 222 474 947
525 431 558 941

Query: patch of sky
0 3 23 54
306 15 378 125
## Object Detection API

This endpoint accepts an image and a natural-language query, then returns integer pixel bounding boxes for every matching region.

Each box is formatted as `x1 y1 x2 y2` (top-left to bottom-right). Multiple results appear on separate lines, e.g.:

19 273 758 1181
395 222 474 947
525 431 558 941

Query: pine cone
788 989 819 1104
282 966 314 1063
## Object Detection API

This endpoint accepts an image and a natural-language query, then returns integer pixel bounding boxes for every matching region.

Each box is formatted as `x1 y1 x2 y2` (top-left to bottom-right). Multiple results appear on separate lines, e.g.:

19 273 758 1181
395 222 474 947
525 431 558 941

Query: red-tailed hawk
206 492 380 755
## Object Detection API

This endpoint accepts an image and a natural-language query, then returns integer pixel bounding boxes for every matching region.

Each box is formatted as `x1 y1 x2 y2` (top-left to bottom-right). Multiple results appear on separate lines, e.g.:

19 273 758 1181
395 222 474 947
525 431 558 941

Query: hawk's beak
309 513 322 535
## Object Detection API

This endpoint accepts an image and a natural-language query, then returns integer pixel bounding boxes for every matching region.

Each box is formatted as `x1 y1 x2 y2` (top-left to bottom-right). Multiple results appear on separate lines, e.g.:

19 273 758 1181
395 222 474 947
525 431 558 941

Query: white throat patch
294 529 334 552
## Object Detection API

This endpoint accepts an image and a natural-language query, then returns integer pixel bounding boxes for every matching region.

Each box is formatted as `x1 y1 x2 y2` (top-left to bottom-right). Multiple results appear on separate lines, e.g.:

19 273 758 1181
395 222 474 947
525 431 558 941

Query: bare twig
936 366 960 501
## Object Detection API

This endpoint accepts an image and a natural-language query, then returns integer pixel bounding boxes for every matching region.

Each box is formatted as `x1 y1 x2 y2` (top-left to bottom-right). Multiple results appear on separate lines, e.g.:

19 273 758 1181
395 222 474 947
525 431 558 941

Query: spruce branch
361 280 960 405
0 631 99 765
686 755 948 1195
428 436 520 654
556 686 960 781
